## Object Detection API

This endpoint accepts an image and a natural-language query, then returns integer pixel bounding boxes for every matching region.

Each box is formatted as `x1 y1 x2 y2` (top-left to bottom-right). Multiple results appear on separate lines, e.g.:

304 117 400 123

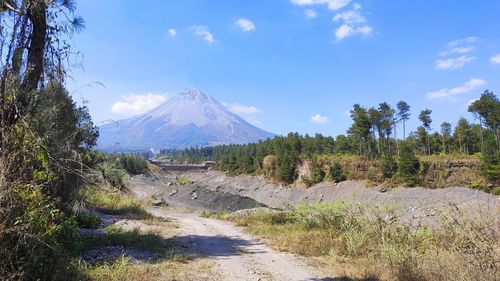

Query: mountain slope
97 89 274 151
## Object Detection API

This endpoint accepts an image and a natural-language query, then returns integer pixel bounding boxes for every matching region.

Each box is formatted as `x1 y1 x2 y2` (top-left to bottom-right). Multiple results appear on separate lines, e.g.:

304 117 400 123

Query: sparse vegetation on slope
228 203 500 281
84 187 152 219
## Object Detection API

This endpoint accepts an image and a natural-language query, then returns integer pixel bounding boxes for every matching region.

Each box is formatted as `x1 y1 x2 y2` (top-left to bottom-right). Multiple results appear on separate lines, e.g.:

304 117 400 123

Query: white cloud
333 10 365 24
290 0 351 10
332 4 373 41
192 25 215 44
426 78 486 100
228 104 261 114
168 28 177 38
435 56 475 70
335 24 371 40
310 113 330 124
490 53 500 64
335 24 354 40
236 18 255 32
356 25 373 35
305 9 317 19
438 46 474 56
225 103 262 124
111 93 168 115
446 36 478 48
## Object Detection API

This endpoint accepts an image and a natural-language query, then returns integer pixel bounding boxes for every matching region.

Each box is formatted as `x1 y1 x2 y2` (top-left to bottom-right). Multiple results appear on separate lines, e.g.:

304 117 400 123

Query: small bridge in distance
149 161 216 172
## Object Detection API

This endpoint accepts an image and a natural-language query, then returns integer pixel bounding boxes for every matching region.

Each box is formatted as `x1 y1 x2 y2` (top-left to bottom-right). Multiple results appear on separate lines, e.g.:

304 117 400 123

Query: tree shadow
165 234 267 258
304 277 379 281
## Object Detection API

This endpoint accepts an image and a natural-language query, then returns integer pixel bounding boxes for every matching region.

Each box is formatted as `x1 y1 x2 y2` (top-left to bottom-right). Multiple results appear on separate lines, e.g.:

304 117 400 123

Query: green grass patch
84 188 152 219
83 226 164 251
175 177 189 185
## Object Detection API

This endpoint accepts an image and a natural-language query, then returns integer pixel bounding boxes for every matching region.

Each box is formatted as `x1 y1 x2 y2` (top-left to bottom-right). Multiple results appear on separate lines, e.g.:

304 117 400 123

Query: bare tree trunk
426 131 430 155
393 121 398 155
479 117 484 153
458 130 463 154
403 120 406 140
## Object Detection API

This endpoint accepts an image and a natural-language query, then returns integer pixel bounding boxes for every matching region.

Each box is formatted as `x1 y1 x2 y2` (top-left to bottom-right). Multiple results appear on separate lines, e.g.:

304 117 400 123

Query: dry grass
83 256 218 281
228 203 500 281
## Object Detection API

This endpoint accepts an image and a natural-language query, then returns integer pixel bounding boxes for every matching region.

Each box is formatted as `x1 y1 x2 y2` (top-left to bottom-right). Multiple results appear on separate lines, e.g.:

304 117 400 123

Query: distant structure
150 160 217 172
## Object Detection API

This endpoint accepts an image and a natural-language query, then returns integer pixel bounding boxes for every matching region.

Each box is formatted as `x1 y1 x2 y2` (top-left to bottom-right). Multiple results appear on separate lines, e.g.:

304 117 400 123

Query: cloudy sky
68 0 500 136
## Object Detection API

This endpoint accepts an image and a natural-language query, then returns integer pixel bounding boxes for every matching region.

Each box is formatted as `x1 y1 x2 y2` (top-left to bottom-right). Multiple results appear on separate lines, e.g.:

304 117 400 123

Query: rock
191 192 198 200
169 190 178 196
152 198 168 207
167 182 173 187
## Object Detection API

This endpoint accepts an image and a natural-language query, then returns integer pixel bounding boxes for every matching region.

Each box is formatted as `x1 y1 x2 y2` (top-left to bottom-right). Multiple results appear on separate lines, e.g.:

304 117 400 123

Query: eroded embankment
130 173 267 212
129 170 499 227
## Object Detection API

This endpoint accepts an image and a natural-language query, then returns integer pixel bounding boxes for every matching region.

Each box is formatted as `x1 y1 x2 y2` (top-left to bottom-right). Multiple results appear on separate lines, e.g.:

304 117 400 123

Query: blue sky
68 0 500 137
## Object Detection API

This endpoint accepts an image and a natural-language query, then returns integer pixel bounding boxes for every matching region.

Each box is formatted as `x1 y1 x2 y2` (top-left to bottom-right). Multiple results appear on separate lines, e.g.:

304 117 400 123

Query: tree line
162 91 499 185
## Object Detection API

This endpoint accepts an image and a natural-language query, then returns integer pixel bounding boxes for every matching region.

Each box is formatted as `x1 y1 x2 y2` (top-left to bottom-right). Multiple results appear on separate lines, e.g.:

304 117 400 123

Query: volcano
97 89 274 151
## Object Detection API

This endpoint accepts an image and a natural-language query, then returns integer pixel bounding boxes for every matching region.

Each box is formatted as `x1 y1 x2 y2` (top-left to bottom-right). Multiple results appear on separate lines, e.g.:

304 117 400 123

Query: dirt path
149 208 325 281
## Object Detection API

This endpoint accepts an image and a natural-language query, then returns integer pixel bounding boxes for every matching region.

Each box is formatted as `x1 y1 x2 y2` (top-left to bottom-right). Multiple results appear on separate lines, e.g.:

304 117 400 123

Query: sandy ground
148 208 327 281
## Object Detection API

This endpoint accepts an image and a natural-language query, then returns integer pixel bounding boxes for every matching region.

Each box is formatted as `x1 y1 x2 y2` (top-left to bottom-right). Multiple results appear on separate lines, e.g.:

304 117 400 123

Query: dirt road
149 208 325 281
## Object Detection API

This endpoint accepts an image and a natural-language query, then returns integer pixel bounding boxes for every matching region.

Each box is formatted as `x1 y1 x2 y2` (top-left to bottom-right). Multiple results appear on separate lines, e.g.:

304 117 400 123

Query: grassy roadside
83 187 153 219
225 203 499 281
84 256 216 281
74 187 217 281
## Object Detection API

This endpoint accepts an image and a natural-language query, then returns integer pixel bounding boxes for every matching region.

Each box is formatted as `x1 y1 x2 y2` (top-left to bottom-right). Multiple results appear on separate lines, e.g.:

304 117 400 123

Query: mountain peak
179 88 209 100
97 89 274 151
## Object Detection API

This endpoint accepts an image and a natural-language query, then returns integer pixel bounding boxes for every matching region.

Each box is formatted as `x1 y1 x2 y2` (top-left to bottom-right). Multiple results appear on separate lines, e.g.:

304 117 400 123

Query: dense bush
328 163 346 183
397 142 420 186
78 212 102 229
118 154 149 175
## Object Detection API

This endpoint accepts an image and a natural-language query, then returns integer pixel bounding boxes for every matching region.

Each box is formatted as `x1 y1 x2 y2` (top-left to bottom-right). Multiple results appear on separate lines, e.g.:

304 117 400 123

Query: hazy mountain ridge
97 89 274 151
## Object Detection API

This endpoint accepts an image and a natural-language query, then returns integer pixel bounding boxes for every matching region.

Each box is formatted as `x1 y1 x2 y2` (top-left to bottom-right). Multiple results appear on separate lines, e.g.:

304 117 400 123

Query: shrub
118 154 149 175
328 163 346 183
262 155 277 179
48 217 83 257
380 152 396 179
397 142 420 186
78 212 101 229
175 177 189 185
96 161 129 190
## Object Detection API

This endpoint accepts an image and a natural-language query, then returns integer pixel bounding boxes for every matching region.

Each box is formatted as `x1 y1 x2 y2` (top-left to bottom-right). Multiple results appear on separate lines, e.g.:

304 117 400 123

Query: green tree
468 90 500 151
419 109 432 155
397 101 411 140
348 104 373 157
440 122 452 154
379 102 395 152
368 107 383 155
454 117 470 154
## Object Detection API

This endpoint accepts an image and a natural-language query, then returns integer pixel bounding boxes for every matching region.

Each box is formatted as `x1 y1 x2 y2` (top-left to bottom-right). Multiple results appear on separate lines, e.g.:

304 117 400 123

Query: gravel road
149 208 326 281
